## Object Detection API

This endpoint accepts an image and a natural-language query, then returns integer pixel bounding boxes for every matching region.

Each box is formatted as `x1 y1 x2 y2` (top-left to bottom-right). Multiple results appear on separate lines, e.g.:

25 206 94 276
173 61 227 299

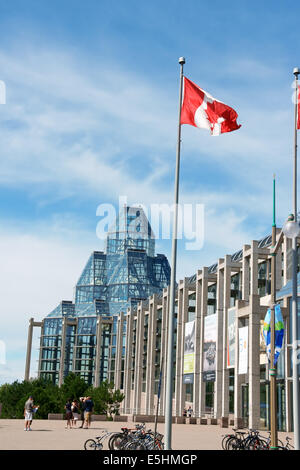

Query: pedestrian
79 397 86 428
71 399 80 428
24 396 35 431
83 396 94 429
65 399 73 429
182 408 187 417
187 406 193 418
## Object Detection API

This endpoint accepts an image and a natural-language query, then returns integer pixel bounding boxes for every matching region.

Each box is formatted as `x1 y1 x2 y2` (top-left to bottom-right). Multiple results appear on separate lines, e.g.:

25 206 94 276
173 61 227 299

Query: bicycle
84 429 113 450
223 428 265 450
276 436 294 450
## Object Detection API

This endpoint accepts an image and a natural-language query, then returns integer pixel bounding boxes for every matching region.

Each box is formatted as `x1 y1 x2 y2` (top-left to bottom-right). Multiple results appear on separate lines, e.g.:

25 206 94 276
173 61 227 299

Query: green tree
86 381 125 418
0 378 61 419
59 373 89 405
0 375 124 419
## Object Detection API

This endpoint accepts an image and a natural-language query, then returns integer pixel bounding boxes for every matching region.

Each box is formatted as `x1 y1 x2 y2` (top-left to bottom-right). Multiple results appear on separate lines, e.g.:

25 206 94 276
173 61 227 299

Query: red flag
180 77 241 136
297 85 300 130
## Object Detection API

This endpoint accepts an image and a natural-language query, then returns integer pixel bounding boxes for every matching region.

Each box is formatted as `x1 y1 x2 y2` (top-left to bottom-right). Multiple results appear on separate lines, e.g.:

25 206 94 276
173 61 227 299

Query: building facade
25 225 298 431
25 206 170 387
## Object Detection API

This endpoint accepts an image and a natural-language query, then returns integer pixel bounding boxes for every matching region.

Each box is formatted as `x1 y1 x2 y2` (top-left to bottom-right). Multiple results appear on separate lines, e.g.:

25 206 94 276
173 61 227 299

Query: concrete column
58 318 67 387
37 320 44 379
250 241 259 296
200 269 208 416
193 271 202 417
71 319 78 374
160 287 169 416
146 296 157 415
25 318 34 381
221 256 232 418
285 309 292 431
233 306 244 427
276 245 283 292
133 304 145 414
215 259 224 419
123 309 133 413
174 280 187 416
283 235 292 287
94 316 103 387
114 312 124 390
248 299 261 430
242 245 250 301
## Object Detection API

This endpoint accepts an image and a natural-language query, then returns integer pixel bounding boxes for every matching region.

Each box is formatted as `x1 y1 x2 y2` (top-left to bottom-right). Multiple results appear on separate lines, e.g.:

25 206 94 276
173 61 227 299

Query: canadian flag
180 77 241 135
297 85 300 130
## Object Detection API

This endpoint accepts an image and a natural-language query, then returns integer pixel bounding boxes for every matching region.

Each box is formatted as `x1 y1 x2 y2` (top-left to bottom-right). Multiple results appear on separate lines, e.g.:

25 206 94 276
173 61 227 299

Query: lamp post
283 213 300 450
282 66 300 450
269 175 278 449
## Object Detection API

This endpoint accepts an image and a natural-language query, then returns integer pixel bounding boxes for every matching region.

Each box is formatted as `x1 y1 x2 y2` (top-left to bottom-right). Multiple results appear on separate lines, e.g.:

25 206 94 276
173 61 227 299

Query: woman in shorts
71 400 80 427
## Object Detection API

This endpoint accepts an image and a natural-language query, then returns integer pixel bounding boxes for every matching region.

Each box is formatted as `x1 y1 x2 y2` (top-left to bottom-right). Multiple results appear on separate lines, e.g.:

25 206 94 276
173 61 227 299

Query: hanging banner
227 307 236 368
184 321 195 375
203 314 217 382
183 373 194 384
263 304 284 366
238 326 248 374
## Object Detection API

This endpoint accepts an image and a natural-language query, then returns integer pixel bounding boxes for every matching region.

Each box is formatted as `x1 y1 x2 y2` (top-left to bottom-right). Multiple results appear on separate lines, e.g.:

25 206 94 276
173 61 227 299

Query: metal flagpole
270 174 278 449
165 56 185 450
292 66 300 450
154 361 163 444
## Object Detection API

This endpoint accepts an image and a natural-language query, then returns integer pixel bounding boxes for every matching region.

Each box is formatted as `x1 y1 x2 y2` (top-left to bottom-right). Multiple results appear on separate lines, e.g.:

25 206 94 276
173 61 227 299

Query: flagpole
292 66 300 450
270 174 278 449
165 56 185 450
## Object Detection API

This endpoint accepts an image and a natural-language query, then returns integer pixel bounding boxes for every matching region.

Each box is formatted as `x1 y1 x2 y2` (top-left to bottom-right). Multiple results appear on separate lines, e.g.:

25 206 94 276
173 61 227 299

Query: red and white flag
180 77 241 136
297 85 300 130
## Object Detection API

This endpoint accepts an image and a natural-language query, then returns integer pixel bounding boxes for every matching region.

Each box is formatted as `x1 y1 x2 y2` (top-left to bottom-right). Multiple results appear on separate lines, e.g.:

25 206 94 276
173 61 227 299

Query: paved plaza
0 419 294 450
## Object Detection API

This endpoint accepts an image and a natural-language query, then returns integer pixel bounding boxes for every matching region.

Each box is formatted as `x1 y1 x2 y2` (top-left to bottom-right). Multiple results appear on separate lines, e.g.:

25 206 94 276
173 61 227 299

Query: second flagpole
164 56 185 450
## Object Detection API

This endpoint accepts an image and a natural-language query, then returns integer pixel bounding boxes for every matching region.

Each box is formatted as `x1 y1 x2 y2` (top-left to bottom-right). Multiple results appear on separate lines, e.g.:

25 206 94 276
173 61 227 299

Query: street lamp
282 214 300 239
282 213 300 450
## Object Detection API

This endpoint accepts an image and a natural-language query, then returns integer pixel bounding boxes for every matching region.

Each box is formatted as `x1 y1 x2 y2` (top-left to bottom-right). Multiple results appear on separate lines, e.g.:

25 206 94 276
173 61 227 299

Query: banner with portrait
238 326 248 375
227 307 236 368
203 314 217 382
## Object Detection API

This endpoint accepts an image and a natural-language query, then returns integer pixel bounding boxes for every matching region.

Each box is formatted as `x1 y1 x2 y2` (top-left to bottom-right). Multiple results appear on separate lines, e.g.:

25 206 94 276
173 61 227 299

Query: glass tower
39 206 170 385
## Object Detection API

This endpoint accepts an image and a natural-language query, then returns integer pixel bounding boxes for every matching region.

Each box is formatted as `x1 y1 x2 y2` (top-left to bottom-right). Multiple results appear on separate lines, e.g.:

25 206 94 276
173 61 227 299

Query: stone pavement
0 419 294 450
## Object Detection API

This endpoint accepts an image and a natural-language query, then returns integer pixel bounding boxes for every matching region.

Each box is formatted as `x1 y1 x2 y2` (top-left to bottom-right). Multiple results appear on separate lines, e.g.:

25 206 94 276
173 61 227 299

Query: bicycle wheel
226 437 240 450
84 439 97 450
108 433 127 450
246 436 264 450
126 440 147 450
221 434 234 450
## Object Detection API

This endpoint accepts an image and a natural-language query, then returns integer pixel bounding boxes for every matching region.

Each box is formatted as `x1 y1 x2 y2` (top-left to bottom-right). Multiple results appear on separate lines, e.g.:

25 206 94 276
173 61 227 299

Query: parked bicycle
222 428 292 451
84 429 113 450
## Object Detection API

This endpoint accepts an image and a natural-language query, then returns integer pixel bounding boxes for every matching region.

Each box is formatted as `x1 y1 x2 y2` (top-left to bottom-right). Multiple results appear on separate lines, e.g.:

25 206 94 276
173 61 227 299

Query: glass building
37 206 170 385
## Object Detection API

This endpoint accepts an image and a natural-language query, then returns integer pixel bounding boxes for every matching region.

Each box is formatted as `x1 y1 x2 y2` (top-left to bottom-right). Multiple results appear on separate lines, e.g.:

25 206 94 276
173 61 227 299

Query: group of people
64 396 94 429
23 395 94 431
182 406 193 418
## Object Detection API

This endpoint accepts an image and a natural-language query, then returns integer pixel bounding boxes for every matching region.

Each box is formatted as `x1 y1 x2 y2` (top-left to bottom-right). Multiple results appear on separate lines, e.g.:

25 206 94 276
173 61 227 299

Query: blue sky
0 0 299 383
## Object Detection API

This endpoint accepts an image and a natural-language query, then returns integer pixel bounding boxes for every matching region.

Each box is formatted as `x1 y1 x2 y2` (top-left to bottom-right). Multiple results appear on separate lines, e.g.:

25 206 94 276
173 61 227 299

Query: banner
184 321 195 375
263 304 284 366
183 374 194 384
238 326 248 374
203 314 217 381
227 307 236 368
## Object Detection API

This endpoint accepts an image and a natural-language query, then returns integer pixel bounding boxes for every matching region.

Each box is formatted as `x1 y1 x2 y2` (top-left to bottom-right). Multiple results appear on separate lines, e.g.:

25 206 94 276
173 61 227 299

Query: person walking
71 400 80 428
79 397 86 428
83 396 94 429
65 399 73 429
24 396 34 431
187 406 193 418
